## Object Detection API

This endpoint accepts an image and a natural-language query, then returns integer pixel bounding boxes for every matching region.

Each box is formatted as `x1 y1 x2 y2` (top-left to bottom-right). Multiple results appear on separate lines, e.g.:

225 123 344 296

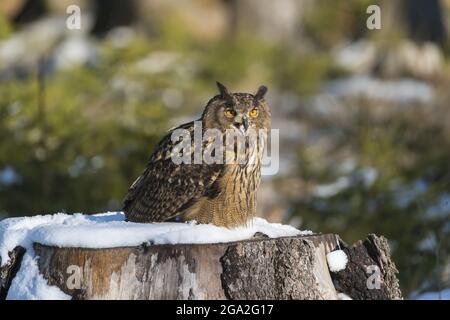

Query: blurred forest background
0 0 449 298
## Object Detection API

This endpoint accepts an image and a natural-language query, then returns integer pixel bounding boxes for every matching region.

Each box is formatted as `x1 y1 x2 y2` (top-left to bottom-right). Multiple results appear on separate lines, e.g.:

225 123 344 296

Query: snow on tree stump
1 233 402 300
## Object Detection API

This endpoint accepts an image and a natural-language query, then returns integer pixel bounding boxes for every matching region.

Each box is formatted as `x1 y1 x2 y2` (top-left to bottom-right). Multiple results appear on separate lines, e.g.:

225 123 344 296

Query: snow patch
52 36 98 70
334 40 376 74
0 212 311 267
337 292 353 300
326 249 348 272
313 177 350 198
326 75 434 104
6 251 71 300
414 288 450 300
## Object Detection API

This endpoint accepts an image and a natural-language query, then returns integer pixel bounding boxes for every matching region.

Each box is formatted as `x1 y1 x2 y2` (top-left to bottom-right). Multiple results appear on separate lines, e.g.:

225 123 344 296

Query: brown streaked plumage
123 82 271 227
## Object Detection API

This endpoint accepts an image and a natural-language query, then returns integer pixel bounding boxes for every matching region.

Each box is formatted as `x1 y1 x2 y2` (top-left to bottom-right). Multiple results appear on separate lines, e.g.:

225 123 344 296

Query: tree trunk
382 0 447 45
1 234 402 300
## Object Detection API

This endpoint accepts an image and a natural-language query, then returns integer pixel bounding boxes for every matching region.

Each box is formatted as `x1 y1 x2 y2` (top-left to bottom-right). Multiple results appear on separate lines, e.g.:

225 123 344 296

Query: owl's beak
234 116 249 135
242 117 249 131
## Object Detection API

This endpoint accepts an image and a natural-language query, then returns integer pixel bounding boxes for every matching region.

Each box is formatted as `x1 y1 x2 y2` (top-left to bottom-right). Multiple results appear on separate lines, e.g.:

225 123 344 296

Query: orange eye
225 109 235 118
249 108 258 117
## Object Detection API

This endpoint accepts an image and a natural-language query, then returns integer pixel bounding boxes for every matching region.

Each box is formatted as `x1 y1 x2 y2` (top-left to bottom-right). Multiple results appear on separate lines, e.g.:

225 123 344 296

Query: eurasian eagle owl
123 82 271 227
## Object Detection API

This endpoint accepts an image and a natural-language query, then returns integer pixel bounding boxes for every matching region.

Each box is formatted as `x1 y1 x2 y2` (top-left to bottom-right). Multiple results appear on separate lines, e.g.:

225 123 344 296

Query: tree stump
1 234 402 300
331 234 403 300
0 246 25 300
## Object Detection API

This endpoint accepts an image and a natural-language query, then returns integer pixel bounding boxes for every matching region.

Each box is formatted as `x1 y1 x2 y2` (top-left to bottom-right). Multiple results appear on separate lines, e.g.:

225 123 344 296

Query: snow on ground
326 249 348 272
0 211 311 300
326 75 434 104
414 288 450 300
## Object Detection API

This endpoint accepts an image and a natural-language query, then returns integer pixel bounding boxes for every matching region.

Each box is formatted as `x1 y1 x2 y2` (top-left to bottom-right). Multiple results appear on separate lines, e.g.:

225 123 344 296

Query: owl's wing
123 122 224 222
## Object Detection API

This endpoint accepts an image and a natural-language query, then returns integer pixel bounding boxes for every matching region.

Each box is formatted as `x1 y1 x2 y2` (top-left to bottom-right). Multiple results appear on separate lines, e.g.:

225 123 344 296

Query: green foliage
268 47 344 95
304 0 379 48
0 12 12 40
0 40 172 215
291 103 450 294
0 25 338 217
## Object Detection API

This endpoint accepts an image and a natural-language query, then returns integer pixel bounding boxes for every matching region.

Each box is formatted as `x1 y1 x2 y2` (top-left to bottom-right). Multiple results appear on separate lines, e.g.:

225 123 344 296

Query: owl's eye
225 109 235 118
249 108 258 117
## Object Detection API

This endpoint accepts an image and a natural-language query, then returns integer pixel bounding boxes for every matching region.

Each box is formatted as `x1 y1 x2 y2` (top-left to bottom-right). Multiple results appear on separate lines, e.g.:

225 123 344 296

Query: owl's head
202 82 271 133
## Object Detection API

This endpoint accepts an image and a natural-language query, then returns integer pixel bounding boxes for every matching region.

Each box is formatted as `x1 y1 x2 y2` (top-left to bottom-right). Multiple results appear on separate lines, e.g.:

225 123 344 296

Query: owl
123 82 271 227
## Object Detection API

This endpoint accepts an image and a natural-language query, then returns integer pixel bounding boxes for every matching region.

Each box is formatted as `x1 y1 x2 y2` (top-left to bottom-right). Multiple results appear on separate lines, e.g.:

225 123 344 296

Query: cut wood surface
1 233 402 300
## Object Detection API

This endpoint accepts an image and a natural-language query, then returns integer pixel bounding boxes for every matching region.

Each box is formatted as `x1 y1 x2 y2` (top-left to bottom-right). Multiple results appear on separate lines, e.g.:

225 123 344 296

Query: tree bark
331 234 402 300
0 246 25 300
1 234 402 300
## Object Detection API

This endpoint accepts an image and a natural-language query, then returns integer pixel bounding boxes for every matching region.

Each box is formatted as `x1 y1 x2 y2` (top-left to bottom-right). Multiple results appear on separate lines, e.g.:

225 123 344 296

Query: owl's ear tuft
216 81 232 100
254 85 268 101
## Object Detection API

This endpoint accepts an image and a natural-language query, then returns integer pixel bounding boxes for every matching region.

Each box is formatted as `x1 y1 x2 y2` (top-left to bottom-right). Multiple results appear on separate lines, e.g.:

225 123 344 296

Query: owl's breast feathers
123 121 264 227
